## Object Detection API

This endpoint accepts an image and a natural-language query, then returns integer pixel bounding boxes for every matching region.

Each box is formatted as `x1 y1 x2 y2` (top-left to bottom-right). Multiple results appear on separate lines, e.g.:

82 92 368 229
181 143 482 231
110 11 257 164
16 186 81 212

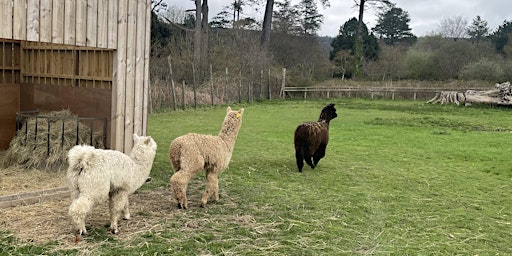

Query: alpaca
169 106 244 209
294 103 337 172
67 134 157 236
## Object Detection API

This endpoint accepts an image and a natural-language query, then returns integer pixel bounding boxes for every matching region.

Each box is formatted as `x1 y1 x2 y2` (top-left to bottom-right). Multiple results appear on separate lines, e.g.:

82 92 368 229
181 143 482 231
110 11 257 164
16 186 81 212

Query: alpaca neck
129 147 155 172
219 124 241 152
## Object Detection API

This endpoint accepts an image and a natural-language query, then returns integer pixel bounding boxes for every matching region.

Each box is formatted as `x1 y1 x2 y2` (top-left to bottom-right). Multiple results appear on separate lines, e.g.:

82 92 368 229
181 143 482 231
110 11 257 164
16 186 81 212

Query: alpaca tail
67 145 96 174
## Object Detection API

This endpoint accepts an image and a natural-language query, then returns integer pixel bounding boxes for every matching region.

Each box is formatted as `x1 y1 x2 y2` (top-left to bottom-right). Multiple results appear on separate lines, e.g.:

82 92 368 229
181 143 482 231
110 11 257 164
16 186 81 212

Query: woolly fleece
67 134 157 235
169 106 244 209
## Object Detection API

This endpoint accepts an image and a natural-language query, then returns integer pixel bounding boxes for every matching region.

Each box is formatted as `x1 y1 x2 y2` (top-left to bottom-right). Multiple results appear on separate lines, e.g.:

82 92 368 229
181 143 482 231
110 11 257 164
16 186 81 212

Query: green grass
3 99 512 255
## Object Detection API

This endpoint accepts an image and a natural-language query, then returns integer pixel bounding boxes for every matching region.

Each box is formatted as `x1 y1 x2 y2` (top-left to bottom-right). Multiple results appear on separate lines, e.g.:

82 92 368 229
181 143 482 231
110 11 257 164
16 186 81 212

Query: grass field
2 99 512 255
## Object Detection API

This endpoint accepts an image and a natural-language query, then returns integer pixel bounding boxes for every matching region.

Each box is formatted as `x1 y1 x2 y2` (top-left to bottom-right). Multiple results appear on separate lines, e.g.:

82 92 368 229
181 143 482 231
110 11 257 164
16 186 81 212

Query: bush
459 58 505 81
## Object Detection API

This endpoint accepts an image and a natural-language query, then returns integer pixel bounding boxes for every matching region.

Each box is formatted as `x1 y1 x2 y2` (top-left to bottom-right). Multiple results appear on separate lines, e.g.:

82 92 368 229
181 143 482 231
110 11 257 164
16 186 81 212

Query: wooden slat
97 0 108 48
40 0 53 42
64 0 76 45
13 1 27 40
52 0 65 44
123 0 137 150
75 0 87 46
133 0 146 137
142 0 151 135
0 0 13 39
86 0 98 47
27 0 40 42
107 0 118 49
112 0 129 152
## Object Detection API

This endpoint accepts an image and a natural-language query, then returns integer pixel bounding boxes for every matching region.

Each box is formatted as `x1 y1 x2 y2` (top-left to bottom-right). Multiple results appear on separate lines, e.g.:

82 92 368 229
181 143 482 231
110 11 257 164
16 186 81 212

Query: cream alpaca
169 106 244 209
67 134 157 235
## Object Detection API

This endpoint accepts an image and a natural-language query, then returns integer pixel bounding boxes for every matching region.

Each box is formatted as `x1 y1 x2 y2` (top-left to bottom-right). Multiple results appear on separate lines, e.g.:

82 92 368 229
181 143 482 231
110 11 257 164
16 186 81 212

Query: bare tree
438 16 468 39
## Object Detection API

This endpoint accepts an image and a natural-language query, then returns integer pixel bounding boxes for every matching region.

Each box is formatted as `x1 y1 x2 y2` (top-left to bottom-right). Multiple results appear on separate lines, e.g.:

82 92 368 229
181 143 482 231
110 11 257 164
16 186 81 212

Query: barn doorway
0 39 113 149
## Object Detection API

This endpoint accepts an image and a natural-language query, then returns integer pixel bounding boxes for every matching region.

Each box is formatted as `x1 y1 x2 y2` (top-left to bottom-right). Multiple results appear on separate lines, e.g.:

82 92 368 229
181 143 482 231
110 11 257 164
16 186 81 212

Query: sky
164 0 512 37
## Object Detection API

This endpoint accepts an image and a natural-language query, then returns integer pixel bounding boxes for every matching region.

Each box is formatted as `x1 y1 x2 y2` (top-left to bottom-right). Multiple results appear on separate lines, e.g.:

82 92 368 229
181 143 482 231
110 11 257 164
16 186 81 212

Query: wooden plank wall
0 0 152 152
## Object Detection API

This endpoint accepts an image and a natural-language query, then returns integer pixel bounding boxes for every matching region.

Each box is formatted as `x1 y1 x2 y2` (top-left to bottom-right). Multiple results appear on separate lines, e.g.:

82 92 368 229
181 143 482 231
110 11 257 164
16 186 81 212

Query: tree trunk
200 0 209 82
260 0 274 48
194 0 201 70
428 82 512 106
355 0 366 78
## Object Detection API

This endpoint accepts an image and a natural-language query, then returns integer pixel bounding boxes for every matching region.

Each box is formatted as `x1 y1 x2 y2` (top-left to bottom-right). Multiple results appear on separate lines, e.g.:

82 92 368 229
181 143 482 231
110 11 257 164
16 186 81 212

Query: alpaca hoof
110 228 119 234
200 203 206 208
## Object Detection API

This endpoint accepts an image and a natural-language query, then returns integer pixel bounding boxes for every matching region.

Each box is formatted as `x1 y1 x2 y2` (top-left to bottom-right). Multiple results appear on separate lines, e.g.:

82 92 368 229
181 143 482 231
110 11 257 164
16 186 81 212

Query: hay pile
1 110 105 170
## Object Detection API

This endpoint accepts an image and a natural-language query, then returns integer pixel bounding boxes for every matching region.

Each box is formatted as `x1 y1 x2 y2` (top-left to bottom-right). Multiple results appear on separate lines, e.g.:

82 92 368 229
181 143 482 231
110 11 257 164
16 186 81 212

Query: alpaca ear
227 106 232 112
133 134 140 141
236 108 244 118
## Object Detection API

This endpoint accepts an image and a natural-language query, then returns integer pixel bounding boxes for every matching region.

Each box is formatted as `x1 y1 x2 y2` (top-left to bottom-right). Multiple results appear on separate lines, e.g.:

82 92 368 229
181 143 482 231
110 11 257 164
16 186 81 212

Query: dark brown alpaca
294 103 337 172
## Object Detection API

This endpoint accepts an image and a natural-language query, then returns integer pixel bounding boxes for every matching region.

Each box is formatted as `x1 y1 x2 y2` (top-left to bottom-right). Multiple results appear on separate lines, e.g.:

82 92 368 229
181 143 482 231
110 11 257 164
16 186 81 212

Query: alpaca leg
68 197 93 236
170 171 190 209
304 153 315 169
313 144 327 167
295 149 305 172
201 170 219 207
122 199 131 220
109 192 129 234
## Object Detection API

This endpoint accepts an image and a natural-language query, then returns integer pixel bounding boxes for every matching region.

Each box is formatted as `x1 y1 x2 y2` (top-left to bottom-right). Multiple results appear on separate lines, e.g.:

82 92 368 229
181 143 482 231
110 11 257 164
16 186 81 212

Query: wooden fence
282 86 489 101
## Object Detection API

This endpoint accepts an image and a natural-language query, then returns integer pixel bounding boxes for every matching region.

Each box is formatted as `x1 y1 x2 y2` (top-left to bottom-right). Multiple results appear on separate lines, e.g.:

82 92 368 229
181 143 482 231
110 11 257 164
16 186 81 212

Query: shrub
459 58 505 81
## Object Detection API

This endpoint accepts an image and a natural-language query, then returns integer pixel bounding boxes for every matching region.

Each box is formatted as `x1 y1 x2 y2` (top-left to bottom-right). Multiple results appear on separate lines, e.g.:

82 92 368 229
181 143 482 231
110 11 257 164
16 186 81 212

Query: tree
260 0 274 47
272 0 301 35
192 0 209 82
297 0 323 35
353 0 393 77
467 15 489 43
437 16 468 39
373 7 416 45
490 20 512 56
330 17 379 78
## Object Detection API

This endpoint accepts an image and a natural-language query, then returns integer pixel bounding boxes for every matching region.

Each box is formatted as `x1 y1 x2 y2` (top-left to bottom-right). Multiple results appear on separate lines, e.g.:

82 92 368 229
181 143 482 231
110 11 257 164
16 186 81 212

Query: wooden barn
0 0 152 153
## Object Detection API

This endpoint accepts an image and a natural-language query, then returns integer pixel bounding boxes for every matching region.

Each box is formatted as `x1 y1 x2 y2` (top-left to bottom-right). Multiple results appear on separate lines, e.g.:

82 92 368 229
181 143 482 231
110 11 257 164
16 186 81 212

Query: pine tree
467 15 489 43
330 18 379 78
297 0 323 35
373 7 416 45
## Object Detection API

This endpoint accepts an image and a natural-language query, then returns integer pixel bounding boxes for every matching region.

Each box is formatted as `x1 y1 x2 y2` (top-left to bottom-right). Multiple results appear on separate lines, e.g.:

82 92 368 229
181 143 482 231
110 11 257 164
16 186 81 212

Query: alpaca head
220 106 244 138
318 103 337 123
130 134 158 162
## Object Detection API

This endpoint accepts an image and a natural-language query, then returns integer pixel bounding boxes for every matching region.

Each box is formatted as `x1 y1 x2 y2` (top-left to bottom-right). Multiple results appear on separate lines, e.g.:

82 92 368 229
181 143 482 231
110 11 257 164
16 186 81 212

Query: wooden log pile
428 81 512 106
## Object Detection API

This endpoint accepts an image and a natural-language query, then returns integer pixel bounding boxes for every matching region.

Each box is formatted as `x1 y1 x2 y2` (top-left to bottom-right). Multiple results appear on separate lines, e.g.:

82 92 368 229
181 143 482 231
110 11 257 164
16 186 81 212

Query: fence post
167 56 177 111
225 67 229 104
238 69 242 103
192 63 197 109
248 67 253 102
210 64 214 106
268 69 271 100
260 70 263 99
280 68 286 98
182 81 186 110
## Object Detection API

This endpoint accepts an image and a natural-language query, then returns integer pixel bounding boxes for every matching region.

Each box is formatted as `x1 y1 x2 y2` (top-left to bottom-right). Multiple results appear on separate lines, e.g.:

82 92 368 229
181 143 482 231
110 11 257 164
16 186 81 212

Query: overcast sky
165 0 512 37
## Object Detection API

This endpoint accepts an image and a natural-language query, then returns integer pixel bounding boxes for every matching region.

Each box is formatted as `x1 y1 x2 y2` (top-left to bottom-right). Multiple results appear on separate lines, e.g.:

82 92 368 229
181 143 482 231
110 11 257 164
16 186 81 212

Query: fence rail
282 86 489 101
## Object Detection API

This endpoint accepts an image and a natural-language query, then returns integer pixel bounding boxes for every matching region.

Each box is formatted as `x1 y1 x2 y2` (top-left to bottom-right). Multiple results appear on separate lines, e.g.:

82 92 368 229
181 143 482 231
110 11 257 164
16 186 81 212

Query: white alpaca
67 134 157 235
